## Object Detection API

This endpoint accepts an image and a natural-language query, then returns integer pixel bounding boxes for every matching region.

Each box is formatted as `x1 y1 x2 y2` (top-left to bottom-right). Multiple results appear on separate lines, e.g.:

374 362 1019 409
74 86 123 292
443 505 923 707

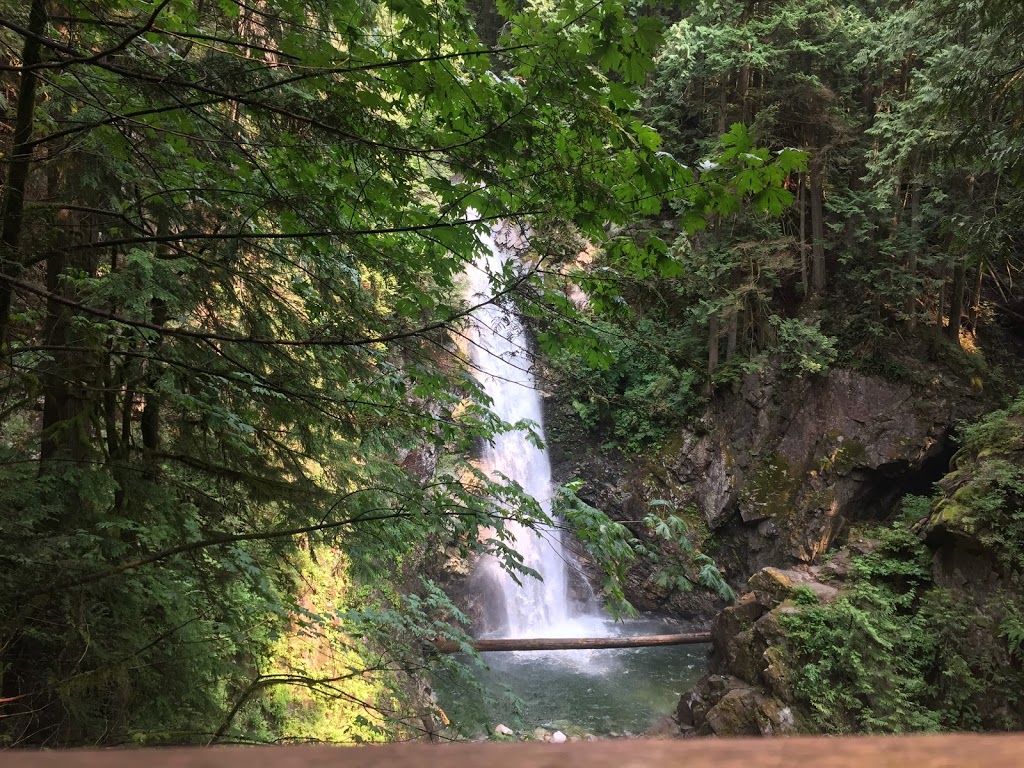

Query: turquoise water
433 617 709 738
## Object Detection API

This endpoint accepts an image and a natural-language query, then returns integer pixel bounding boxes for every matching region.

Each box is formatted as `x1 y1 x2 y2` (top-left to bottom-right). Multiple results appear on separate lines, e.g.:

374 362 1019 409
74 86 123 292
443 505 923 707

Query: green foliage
547 318 704 451
781 423 1024 735
555 483 733 613
0 0 745 746
769 316 838 374
635 0 1024 376
540 124 815 450
931 394 1024 571
782 523 940 734
555 481 641 618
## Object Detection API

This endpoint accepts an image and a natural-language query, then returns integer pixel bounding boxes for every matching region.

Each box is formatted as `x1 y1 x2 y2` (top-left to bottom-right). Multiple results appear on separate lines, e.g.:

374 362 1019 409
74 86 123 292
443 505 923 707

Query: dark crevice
844 433 958 521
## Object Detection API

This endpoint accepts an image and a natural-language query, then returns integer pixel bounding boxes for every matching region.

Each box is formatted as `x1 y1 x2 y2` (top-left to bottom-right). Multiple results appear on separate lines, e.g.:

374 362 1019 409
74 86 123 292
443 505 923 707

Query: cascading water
436 220 710 736
465 222 598 639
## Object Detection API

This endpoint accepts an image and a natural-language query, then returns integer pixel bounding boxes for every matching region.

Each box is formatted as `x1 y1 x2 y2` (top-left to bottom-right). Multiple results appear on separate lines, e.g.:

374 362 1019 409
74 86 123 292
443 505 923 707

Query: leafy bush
546 318 705 451
782 462 1024 734
782 524 939 734
555 483 733 614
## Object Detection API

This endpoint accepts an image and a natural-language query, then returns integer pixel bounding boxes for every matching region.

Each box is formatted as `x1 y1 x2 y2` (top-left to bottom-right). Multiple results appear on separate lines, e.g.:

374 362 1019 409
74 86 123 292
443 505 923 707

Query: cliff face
662 395 1024 737
547 365 970 619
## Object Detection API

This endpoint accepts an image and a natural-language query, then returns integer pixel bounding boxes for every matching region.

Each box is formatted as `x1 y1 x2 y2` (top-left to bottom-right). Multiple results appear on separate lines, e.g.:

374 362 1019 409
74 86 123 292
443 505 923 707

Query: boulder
704 687 760 737
761 645 796 703
753 694 799 736
675 691 705 727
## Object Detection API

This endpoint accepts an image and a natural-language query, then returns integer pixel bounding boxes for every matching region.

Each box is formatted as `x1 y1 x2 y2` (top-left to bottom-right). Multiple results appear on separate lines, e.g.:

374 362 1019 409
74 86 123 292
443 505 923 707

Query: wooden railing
7 734 1024 767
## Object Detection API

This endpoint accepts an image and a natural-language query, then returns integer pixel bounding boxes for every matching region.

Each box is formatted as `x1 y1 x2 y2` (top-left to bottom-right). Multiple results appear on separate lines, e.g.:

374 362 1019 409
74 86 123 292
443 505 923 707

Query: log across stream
434 632 712 654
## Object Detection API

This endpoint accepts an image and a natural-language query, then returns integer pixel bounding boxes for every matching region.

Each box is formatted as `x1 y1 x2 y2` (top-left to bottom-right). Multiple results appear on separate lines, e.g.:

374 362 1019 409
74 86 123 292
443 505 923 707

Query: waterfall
466 223 600 639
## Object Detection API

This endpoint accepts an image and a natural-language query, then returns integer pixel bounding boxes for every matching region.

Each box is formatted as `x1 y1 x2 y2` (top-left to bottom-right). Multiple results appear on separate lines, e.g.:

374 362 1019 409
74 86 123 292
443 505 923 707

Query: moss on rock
739 454 802 523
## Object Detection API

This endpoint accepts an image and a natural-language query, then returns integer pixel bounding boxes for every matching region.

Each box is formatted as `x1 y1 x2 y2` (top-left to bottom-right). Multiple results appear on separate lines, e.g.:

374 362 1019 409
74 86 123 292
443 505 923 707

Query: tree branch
3 251 536 348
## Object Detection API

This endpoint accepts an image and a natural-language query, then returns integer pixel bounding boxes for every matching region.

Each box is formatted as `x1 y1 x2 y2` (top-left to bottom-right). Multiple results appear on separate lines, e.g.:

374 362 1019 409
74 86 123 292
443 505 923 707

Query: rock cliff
547 365 968 619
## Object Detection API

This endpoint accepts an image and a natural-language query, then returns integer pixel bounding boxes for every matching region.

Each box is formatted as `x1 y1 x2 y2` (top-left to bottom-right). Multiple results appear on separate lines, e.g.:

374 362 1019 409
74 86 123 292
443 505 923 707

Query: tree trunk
141 216 171 455
810 163 826 294
968 257 985 331
905 179 921 334
433 632 713 654
40 261 98 466
936 264 947 332
708 312 720 377
798 171 808 297
0 0 47 342
739 35 752 124
947 261 966 346
726 307 738 362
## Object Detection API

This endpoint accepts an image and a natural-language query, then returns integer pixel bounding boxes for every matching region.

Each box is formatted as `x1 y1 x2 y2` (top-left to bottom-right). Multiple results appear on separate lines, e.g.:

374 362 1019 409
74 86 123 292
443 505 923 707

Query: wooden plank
8 734 1024 767
432 632 712 653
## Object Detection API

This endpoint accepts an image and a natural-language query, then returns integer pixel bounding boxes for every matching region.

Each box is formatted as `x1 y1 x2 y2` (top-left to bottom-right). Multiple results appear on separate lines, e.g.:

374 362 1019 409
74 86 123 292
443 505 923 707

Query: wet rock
675 691 703 727
640 715 680 738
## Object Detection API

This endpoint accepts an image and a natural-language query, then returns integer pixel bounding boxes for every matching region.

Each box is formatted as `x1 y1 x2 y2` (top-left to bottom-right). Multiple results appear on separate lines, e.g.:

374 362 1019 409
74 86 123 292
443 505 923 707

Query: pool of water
433 616 709 738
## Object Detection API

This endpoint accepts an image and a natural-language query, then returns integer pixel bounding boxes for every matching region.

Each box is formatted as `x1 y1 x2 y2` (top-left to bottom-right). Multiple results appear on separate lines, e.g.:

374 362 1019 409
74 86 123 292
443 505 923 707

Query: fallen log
432 631 711 654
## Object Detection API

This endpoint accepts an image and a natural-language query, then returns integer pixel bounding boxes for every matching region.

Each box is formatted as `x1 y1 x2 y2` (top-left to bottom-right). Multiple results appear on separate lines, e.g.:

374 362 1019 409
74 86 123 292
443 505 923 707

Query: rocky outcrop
547 365 968 617
917 407 1024 592
650 564 848 738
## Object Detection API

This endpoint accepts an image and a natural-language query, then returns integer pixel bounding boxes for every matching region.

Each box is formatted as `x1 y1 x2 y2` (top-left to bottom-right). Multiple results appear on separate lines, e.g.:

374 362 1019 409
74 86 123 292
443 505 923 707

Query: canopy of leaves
0 0 742 746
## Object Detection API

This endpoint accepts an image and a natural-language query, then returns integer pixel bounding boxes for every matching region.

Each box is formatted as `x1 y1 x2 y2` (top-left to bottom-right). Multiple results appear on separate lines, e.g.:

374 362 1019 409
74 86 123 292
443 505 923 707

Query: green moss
932 499 969 528
740 453 802 520
823 440 868 475
924 397 1024 570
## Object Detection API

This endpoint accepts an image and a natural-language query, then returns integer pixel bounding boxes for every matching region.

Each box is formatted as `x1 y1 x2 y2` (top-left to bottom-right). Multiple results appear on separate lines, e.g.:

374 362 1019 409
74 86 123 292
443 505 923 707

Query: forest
1 0 1023 748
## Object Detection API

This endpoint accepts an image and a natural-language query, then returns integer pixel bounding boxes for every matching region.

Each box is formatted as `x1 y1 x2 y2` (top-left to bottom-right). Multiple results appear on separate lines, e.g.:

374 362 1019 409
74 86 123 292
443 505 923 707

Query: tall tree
0 0 687 745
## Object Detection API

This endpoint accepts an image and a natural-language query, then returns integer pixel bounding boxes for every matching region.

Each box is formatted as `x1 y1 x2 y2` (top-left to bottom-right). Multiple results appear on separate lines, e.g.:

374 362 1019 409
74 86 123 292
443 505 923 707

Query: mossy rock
753 693 801 736
761 645 796 703
704 687 760 737
748 567 797 607
727 629 763 683
818 439 869 475
739 454 802 523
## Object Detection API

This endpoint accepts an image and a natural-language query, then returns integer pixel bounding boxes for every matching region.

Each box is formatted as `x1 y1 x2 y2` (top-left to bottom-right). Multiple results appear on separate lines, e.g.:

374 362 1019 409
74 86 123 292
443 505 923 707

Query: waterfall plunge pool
433 615 709 739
